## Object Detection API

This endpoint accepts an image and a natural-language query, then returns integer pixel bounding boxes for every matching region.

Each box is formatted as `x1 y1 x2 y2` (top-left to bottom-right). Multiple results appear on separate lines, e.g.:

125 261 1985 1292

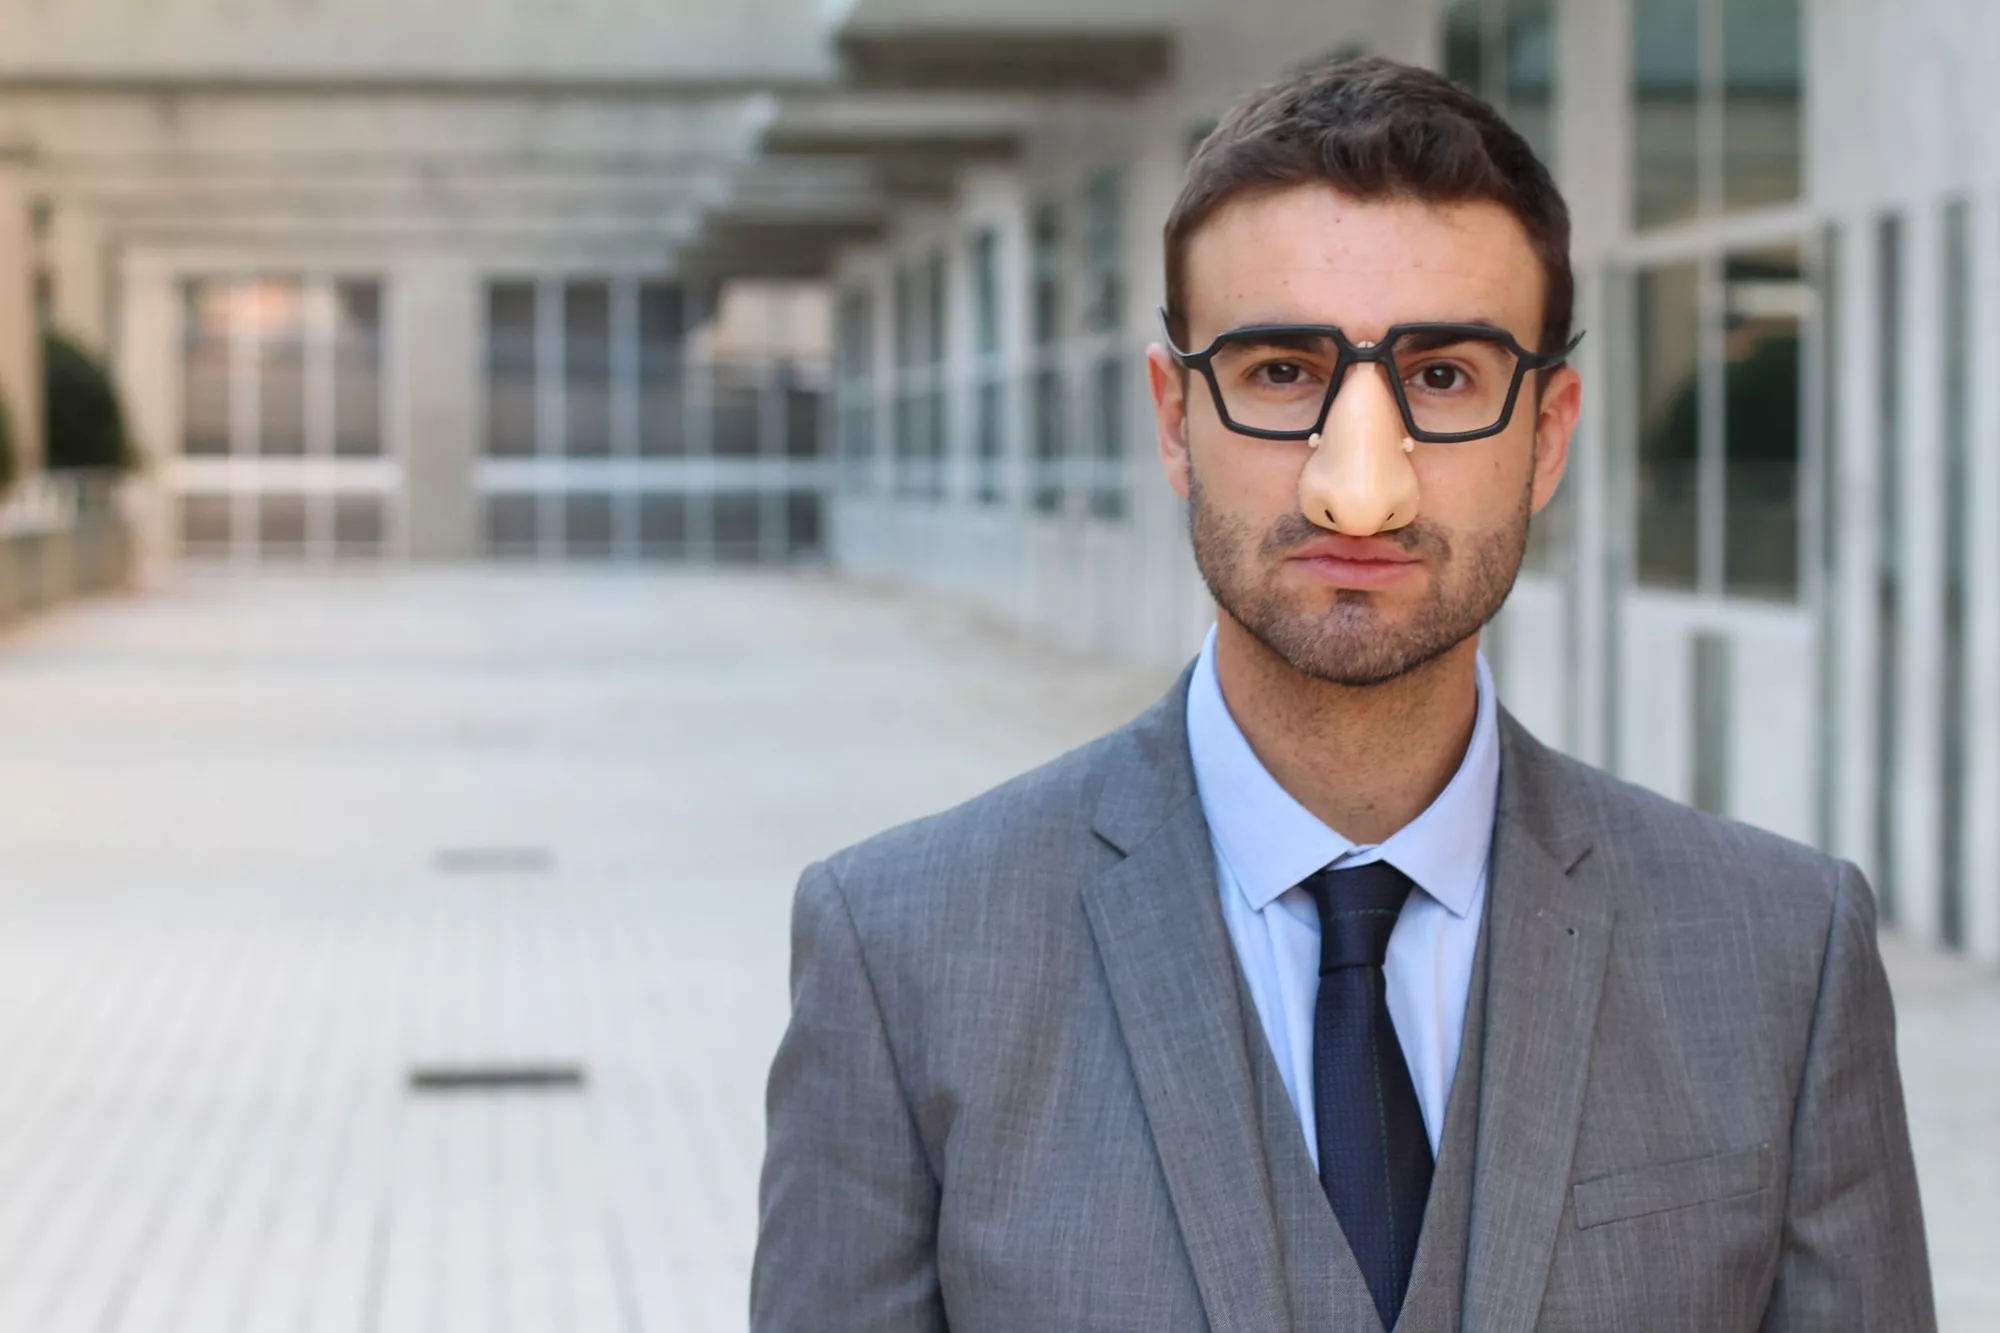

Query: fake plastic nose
1298 358 1421 535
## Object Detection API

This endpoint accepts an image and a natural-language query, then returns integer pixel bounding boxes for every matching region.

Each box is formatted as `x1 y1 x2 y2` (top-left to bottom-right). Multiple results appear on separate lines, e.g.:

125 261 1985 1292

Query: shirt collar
1185 624 1500 919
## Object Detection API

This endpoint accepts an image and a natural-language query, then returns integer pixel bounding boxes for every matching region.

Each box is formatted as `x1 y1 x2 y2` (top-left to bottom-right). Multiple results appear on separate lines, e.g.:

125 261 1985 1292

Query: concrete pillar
48 204 110 354
0 149 44 477
399 256 481 559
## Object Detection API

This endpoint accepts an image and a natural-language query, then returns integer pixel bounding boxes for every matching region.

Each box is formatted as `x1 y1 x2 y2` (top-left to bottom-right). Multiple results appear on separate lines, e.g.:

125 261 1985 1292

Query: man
753 55 1934 1333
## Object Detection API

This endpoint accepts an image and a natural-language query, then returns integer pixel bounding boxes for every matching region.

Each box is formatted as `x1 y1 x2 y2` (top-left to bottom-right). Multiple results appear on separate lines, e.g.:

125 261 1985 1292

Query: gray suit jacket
752 671 1934 1331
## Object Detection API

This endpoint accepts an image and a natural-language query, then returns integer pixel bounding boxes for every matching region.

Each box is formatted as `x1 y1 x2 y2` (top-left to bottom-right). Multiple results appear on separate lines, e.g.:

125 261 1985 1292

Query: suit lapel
1080 675 1293 1333
1461 713 1616 1333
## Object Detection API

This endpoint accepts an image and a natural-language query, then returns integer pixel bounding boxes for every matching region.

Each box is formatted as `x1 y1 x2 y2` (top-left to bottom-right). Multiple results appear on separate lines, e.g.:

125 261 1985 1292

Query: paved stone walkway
0 569 1988 1331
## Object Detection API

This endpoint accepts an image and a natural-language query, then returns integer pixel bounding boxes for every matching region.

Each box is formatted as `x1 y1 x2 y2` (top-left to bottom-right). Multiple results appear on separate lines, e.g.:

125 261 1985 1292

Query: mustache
1256 509 1439 560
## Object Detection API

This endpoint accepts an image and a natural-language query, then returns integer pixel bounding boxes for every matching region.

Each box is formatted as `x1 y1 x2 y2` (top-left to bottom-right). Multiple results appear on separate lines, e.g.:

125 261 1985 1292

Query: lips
1285 536 1422 589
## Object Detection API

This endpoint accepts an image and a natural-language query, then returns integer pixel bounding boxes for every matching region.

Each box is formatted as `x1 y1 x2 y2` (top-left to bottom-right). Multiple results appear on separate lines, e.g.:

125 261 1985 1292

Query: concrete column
0 150 44 477
47 204 110 354
399 256 481 559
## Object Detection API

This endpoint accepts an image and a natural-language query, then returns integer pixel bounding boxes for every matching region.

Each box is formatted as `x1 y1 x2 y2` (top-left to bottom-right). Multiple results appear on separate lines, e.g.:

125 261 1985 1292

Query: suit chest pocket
1571 1144 1772 1229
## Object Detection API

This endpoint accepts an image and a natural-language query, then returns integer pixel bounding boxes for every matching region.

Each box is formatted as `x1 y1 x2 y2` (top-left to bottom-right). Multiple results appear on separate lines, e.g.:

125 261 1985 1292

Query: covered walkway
0 571 1988 1330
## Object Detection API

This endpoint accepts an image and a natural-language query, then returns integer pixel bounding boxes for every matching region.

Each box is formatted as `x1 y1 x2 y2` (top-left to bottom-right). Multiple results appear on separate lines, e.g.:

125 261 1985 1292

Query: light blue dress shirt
1185 626 1501 1165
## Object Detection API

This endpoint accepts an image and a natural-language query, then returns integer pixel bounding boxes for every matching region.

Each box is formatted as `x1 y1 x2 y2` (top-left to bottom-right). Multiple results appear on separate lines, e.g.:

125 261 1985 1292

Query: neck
1211 612 1482 846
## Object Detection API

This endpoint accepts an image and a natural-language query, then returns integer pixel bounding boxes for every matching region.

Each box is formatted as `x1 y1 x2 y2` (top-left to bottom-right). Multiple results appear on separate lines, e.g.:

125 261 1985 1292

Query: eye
1410 362 1470 393
1257 360 1306 386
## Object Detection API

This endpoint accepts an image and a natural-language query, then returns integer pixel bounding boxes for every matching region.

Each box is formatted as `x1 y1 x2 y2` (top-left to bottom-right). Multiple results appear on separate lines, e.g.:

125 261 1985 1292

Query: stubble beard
1187 464 1535 688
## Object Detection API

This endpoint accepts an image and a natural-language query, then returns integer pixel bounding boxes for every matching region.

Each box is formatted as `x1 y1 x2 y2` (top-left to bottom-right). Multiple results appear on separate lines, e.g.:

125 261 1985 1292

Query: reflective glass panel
332 281 383 458
180 493 232 556
1722 0 1802 212
563 281 612 458
333 493 386 558
563 492 615 559
972 229 1001 357
1505 0 1556 166
1636 263 1701 588
713 491 762 562
485 283 538 458
484 493 539 557
1721 245 1803 598
639 492 687 559
1032 367 1065 513
1032 204 1062 347
639 282 685 457
250 279 307 457
181 281 232 458
1633 0 1700 229
1442 0 1485 90
257 491 308 556
1084 171 1123 333
1089 355 1126 519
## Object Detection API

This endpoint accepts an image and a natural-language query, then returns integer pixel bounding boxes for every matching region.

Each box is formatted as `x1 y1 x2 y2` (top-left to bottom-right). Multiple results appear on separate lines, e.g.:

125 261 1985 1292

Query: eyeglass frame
1161 309 1586 444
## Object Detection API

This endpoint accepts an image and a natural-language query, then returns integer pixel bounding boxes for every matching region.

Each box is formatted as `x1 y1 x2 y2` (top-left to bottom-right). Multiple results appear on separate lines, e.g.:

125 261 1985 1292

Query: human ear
1147 344 1192 501
1530 365 1582 515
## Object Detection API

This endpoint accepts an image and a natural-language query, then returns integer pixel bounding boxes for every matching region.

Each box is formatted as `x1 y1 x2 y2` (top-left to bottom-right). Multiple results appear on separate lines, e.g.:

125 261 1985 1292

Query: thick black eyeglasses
1164 312 1584 444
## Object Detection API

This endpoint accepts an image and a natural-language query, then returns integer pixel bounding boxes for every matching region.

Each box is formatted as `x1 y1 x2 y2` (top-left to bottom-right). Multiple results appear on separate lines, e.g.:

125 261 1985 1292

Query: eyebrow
1215 317 1520 345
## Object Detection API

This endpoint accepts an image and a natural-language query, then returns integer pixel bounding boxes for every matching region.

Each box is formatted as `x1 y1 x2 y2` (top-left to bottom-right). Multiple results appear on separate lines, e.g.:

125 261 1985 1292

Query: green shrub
42 330 135 472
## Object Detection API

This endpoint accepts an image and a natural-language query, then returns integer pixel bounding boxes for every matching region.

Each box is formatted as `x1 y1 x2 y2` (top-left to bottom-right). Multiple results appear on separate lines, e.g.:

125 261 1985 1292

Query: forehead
1180 184 1545 344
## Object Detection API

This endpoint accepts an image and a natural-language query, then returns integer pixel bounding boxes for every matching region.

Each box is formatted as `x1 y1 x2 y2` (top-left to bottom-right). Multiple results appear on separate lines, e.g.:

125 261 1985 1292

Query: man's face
1147 184 1581 687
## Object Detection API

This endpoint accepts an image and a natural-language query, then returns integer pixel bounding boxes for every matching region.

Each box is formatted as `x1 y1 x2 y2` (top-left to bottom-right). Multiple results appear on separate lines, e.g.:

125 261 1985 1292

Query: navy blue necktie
1302 861 1432 1331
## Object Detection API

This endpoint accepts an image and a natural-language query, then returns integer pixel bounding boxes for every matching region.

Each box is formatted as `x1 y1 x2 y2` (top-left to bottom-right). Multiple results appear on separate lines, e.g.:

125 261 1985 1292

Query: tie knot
1302 861 1413 971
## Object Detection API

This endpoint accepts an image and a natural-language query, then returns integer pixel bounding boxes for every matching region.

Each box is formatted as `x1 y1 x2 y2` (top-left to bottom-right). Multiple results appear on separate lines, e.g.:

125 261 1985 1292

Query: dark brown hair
1165 55 1573 356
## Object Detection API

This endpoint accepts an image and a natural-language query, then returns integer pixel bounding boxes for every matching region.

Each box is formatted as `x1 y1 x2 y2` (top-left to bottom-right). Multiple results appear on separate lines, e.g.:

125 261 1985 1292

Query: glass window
179 493 232 556
1721 245 1803 597
485 282 539 458
785 366 822 461
1440 0 1555 166
1032 204 1066 512
1722 0 1803 212
713 491 762 562
563 492 615 559
563 281 613 458
638 282 685 457
972 228 1001 358
787 491 823 554
835 289 876 493
976 381 1005 505
252 279 307 457
484 493 540 558
332 493 386 557
1084 171 1123 334
639 492 687 559
925 249 947 366
1634 0 1801 229
1032 204 1063 348
926 249 948 498
1636 263 1702 588
1089 356 1126 520
1032 368 1066 514
1443 0 1485 90
257 491 309 557
332 281 383 459
1633 0 1701 229
1504 0 1556 166
181 281 232 458
711 361 762 458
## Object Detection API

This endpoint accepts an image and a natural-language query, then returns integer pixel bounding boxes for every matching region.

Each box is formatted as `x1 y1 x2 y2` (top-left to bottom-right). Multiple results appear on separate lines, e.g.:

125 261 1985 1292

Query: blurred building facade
3 0 1998 969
